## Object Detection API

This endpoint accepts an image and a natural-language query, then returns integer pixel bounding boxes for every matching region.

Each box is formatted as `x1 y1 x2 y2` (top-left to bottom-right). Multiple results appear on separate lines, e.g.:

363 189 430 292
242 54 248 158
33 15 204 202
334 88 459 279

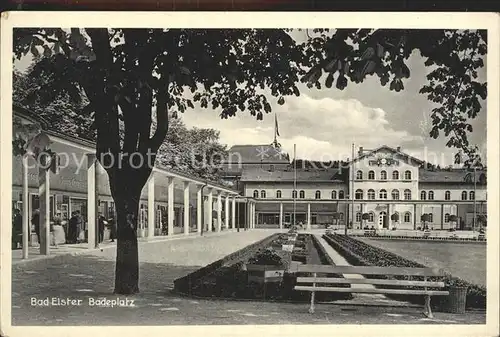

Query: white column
307 203 311 230
196 185 202 233
279 202 283 230
207 189 213 232
147 173 155 238
231 196 236 230
167 176 174 236
86 154 97 250
441 204 445 230
249 202 252 229
39 154 51 255
22 155 29 259
183 181 190 235
217 192 222 232
225 195 230 230
251 203 255 229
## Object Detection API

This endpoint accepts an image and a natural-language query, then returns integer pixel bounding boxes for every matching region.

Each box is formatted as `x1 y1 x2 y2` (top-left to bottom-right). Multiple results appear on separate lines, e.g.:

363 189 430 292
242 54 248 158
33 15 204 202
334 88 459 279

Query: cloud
181 93 424 161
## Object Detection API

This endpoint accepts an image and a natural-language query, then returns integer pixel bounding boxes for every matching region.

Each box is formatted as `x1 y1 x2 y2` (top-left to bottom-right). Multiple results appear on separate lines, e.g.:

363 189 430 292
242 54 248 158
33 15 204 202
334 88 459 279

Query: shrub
247 248 285 266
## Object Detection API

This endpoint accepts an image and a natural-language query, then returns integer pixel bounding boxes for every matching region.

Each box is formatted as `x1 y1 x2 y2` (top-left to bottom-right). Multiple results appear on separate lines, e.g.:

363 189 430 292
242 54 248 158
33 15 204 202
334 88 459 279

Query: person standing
108 215 117 242
31 209 40 246
67 211 76 244
98 213 106 243
12 208 23 249
75 210 83 243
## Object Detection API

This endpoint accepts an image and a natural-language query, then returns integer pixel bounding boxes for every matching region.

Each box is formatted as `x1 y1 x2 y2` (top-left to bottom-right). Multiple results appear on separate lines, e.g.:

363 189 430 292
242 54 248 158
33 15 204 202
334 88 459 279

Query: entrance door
379 211 388 229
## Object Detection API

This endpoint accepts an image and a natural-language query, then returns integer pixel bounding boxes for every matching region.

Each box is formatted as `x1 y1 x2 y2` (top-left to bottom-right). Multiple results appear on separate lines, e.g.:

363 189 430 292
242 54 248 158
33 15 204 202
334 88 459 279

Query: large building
223 144 487 230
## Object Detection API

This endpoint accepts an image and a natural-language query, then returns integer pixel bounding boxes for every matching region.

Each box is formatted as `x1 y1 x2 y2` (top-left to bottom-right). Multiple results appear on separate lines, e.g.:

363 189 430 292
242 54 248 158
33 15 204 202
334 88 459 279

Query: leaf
361 47 375 60
277 96 285 105
30 43 40 58
43 45 52 58
376 43 384 58
325 73 334 88
323 58 337 72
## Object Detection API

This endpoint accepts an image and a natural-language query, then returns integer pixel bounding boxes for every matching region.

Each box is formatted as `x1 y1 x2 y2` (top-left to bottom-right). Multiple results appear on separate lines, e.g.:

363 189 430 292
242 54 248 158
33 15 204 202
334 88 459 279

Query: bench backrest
296 264 446 277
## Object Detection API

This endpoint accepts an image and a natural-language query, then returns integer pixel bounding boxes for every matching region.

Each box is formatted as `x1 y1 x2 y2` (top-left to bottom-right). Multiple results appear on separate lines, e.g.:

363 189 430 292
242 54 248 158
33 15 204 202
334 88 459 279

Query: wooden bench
294 264 449 318
363 229 376 236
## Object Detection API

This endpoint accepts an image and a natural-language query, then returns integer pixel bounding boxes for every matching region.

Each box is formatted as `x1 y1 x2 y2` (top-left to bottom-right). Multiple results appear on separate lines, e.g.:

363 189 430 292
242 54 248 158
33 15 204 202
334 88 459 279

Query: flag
275 113 280 137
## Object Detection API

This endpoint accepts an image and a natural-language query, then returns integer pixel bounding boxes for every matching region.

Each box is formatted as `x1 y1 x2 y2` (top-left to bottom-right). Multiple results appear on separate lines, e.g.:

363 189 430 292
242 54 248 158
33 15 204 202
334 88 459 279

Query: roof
225 144 290 164
13 104 50 129
12 105 238 194
240 167 347 183
419 168 487 184
349 145 425 166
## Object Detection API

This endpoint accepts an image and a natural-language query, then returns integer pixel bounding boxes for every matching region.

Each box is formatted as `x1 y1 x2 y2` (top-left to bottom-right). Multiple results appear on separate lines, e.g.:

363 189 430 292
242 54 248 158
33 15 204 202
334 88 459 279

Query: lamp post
473 166 477 232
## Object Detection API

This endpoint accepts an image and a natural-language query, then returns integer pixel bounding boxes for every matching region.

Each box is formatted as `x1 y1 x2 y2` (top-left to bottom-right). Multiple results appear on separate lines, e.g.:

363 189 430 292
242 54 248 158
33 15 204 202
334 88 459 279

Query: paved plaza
11 230 485 325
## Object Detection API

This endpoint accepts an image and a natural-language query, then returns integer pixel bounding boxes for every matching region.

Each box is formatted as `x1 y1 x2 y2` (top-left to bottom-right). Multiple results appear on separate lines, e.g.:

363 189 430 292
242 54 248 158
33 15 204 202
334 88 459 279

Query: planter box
246 264 285 284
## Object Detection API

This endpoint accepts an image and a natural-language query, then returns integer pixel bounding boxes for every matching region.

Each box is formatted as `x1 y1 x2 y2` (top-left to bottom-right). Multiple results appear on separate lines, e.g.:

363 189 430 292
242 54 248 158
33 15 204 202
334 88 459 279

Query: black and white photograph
1 12 499 337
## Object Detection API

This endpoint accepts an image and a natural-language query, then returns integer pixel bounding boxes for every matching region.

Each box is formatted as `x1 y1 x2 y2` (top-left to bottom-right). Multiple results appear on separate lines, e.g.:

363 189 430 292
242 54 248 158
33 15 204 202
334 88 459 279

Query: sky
14 29 487 167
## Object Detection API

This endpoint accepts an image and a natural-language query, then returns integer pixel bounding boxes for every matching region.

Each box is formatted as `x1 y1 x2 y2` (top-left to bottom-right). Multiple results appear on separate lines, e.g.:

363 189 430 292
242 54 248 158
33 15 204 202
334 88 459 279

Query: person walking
12 208 23 249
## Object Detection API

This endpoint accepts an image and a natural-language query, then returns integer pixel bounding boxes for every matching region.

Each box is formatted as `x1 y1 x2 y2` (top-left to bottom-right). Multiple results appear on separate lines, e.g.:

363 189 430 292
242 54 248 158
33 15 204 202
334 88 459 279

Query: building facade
228 145 487 230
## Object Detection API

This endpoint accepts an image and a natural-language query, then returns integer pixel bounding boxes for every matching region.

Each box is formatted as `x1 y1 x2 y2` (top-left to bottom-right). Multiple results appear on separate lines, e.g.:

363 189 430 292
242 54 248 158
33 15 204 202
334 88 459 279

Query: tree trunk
113 192 140 295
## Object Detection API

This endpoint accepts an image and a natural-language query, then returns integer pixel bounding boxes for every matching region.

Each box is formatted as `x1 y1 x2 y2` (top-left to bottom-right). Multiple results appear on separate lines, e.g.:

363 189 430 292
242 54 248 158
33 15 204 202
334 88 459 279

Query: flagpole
293 143 297 228
347 143 355 236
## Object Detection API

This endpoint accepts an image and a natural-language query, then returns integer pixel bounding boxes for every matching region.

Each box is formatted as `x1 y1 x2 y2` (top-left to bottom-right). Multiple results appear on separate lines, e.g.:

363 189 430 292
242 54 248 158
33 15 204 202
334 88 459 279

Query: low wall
173 233 280 294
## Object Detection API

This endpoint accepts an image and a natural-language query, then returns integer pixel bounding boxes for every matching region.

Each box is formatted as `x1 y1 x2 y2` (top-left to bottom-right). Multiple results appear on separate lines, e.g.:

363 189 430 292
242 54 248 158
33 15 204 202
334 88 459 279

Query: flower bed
176 234 351 302
323 234 486 309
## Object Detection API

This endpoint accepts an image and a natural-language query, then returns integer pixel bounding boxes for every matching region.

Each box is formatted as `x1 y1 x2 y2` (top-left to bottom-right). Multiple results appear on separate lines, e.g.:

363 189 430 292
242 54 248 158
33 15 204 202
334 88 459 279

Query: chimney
358 147 363 156
396 146 401 152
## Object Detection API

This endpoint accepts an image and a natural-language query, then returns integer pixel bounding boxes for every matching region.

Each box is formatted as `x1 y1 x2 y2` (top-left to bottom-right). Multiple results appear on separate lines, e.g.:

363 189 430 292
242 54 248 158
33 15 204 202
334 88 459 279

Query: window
421 191 427 200
299 190 305 199
356 170 363 179
355 189 363 200
428 191 434 200
331 190 337 199
260 190 266 198
367 189 375 200
315 190 321 199
445 213 450 223
292 190 297 199
368 212 375 222
405 170 412 180
392 170 399 180
404 189 412 200
356 212 362 222
428 213 433 223
381 170 387 180
368 170 375 180
469 191 475 200
445 191 451 201
276 190 282 198
461 191 467 200
391 189 400 200
338 190 345 199
404 212 411 223
253 190 259 198
379 189 387 199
